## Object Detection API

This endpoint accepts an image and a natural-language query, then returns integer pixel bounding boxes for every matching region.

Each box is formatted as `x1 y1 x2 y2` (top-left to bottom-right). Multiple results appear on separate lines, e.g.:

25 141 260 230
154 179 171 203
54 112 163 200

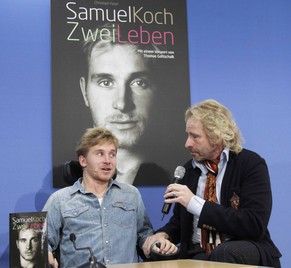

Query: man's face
79 142 117 182
185 117 220 162
16 229 40 262
80 44 156 149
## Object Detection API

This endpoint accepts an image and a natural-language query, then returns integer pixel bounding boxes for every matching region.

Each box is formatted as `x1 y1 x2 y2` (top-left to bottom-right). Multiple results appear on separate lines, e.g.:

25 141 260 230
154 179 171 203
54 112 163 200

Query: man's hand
142 232 178 258
165 183 194 208
48 251 59 268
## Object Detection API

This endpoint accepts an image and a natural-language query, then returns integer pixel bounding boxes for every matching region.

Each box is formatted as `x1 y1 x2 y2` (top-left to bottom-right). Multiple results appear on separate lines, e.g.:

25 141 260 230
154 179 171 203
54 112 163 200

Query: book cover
51 0 190 187
9 212 48 268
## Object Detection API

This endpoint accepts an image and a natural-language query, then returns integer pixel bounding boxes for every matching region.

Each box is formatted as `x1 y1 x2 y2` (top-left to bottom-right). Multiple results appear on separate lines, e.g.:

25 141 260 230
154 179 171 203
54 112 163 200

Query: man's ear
79 155 87 168
80 77 89 107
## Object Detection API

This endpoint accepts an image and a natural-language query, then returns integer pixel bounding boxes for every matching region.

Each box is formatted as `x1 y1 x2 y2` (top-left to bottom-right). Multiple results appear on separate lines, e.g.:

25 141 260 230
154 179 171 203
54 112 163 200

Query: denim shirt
43 178 154 268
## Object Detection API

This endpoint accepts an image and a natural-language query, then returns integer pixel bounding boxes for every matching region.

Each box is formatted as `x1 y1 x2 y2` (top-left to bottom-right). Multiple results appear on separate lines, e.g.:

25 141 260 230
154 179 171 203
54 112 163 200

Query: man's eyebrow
93 148 104 153
90 73 113 80
90 71 152 81
128 71 152 80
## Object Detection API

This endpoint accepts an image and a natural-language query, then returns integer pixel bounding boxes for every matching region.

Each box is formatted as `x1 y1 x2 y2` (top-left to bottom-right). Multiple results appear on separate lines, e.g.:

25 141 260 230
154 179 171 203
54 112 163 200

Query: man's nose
112 85 133 111
185 137 192 148
103 154 110 162
26 241 32 249
102 153 114 163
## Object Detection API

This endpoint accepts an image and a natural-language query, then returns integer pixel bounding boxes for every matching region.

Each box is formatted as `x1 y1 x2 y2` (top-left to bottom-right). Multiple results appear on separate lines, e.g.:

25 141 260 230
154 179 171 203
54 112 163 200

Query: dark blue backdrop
0 0 290 267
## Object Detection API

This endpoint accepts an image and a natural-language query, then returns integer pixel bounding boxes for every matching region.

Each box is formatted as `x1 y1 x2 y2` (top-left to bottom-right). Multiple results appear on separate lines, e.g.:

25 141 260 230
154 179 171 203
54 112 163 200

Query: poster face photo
51 0 190 187
9 212 48 268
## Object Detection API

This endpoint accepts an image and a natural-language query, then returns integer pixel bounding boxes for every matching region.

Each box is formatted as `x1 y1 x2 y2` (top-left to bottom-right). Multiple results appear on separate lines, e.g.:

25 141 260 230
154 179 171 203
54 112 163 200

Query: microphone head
174 166 186 179
70 233 76 242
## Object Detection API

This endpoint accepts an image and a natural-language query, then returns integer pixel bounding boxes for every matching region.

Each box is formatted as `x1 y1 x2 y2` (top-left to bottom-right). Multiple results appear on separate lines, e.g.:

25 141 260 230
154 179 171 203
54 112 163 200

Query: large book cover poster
9 212 48 268
51 0 190 188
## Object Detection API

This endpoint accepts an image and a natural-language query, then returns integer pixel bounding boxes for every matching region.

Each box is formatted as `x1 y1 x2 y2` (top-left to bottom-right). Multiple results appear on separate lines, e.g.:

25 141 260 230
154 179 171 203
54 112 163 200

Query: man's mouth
110 119 138 130
102 167 110 170
101 167 112 172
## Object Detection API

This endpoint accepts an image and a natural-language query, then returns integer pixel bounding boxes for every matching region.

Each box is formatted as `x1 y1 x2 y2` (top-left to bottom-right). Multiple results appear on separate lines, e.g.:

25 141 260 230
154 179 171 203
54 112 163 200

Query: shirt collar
69 177 121 195
192 147 230 175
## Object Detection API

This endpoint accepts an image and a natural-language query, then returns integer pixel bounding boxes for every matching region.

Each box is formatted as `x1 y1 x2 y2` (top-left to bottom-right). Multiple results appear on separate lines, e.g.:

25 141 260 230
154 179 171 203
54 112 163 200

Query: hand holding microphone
161 166 186 220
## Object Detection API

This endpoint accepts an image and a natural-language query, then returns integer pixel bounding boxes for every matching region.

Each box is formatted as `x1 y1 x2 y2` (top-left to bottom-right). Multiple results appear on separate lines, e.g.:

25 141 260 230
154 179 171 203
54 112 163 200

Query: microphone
70 233 106 268
161 166 186 220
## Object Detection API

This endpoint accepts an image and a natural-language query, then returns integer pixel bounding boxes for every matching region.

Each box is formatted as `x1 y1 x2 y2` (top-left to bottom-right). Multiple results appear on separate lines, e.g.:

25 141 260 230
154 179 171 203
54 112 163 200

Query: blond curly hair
185 99 243 154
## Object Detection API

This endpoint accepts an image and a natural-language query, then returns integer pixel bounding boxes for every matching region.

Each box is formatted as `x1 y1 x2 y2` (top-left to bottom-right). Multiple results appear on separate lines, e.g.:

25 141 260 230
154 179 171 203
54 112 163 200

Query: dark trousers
189 241 261 266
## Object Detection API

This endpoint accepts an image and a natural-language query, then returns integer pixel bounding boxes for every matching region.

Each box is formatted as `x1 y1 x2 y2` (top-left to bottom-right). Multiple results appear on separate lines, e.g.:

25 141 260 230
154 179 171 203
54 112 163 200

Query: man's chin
116 134 142 149
23 256 35 261
118 141 138 150
104 125 144 148
191 153 203 162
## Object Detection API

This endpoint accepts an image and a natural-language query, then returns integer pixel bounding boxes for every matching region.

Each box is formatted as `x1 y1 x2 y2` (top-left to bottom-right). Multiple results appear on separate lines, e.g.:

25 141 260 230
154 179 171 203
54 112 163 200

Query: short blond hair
76 128 119 157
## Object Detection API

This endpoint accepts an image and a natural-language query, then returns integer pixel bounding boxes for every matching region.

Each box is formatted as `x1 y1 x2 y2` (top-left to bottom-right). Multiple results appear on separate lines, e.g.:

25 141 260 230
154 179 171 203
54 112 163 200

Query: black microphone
70 233 106 268
161 166 186 220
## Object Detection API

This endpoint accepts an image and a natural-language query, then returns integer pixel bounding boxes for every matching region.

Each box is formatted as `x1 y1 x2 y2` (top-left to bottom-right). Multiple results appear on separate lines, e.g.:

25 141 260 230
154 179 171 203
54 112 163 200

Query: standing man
144 99 281 267
79 26 171 186
44 128 177 268
14 225 44 268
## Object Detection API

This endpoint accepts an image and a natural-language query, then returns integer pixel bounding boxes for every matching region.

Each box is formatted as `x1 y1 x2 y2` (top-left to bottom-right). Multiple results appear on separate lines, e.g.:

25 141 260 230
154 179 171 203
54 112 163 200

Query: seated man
43 127 177 268
143 99 281 268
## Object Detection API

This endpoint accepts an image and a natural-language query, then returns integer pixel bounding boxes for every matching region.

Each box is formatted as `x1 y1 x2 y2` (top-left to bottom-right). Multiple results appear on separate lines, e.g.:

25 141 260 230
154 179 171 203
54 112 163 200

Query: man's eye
98 79 114 88
130 79 150 89
109 152 116 158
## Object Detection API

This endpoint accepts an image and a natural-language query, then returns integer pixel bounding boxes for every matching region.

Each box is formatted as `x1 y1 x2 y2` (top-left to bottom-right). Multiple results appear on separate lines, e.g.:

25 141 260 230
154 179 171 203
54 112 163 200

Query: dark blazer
157 149 281 267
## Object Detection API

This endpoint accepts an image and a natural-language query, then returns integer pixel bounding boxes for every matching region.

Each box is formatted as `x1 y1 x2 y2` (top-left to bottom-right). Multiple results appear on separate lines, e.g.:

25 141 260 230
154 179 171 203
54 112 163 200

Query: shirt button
105 241 109 244
104 224 107 227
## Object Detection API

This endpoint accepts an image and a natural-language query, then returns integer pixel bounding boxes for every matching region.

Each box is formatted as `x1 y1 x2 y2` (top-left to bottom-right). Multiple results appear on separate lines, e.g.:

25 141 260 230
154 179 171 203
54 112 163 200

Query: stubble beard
113 126 144 149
